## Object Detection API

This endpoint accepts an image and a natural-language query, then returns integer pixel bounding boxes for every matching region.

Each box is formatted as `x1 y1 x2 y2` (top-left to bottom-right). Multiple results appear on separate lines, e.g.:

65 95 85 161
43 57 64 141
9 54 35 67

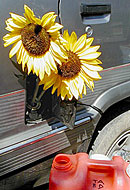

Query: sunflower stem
32 78 40 105
37 90 45 101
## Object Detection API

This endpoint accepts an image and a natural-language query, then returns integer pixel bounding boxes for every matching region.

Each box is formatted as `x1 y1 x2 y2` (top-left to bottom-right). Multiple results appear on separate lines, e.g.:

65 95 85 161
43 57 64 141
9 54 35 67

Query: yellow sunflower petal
77 75 84 94
33 57 40 75
35 18 42 25
20 47 26 66
63 30 70 41
77 39 94 55
79 83 86 97
79 72 94 90
80 52 101 60
61 83 68 100
47 23 63 33
83 83 87 95
27 57 34 74
22 51 29 71
79 93 83 99
67 91 73 101
58 35 68 46
63 30 70 50
86 38 94 48
41 12 55 22
52 76 61 94
89 80 94 90
10 12 27 26
82 63 103 71
42 13 57 30
4 34 21 47
16 44 23 64
24 4 34 21
44 51 57 71
57 85 61 97
41 12 55 27
69 31 77 51
45 62 51 76
52 55 62 65
24 4 41 24
21 51 26 69
56 41 68 54
69 80 79 100
73 33 86 53
39 59 46 80
6 18 23 29
81 59 102 65
48 15 57 29
81 65 102 80
9 40 22 58
78 45 100 57
50 31 60 41
43 74 57 90
3 32 20 41
5 25 14 32
51 41 68 60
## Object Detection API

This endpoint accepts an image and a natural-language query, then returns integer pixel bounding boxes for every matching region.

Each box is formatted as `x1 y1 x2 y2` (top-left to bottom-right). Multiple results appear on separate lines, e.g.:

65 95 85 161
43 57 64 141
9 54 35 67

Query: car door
61 0 130 68
60 0 130 105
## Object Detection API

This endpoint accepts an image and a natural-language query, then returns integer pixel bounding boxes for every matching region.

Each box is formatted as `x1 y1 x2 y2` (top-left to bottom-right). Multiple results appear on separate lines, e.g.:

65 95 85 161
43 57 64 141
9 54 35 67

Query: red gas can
49 153 130 190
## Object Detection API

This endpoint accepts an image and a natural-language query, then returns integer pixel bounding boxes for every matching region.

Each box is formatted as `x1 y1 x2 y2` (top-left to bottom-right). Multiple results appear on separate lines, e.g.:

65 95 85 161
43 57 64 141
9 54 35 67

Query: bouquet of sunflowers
3 5 103 128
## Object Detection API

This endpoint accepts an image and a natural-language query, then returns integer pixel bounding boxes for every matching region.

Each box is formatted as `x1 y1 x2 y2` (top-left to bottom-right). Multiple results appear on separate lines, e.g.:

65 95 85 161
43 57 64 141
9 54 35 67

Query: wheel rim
106 130 130 162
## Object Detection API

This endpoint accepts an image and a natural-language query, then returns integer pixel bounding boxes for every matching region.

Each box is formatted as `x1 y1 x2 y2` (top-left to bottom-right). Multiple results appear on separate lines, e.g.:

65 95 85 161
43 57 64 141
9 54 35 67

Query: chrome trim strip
0 116 91 155
0 113 92 176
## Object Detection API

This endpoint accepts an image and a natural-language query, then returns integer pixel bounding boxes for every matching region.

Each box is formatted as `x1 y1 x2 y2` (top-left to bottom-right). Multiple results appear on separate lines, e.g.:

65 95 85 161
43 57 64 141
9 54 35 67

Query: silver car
0 0 130 189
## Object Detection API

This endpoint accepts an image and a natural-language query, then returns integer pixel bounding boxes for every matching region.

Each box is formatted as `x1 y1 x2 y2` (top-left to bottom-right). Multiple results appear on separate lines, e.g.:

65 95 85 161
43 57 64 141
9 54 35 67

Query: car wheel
89 110 130 162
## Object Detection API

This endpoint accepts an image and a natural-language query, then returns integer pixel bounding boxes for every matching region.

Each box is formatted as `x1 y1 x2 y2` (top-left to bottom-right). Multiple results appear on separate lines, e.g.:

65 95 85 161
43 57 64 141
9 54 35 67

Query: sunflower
40 30 103 100
3 5 63 80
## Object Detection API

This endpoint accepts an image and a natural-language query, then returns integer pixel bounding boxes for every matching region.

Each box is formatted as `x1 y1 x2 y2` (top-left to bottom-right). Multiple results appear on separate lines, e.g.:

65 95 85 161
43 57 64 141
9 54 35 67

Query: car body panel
0 109 92 176
61 0 130 69
61 0 130 122
0 0 130 185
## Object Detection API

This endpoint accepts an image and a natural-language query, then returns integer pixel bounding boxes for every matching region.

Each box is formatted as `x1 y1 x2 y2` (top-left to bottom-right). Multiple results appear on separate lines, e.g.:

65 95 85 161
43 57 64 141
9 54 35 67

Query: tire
89 110 130 161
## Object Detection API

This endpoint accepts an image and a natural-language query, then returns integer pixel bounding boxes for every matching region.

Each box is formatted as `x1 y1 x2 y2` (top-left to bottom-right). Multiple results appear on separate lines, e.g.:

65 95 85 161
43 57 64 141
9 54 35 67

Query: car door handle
80 4 111 24
80 4 111 16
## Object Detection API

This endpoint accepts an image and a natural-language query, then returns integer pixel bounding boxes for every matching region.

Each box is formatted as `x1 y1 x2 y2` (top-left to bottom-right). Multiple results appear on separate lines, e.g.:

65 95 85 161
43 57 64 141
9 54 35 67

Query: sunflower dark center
58 51 81 78
34 24 42 35
21 23 50 56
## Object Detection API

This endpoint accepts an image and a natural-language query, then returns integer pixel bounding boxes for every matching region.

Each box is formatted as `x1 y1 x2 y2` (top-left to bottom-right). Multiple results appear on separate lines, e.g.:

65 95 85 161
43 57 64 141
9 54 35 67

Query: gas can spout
49 153 130 190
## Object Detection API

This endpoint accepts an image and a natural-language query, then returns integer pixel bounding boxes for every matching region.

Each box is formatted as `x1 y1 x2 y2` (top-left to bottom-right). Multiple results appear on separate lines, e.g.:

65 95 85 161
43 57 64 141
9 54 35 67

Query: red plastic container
49 153 130 190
